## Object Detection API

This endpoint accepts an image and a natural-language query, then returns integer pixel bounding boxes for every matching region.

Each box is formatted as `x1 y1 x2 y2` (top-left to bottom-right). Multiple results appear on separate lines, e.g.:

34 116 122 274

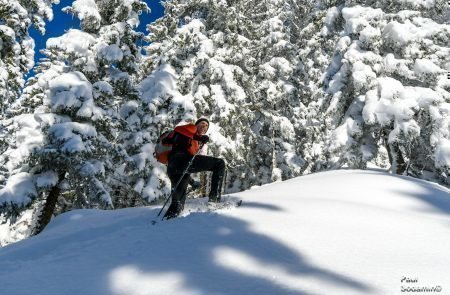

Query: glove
194 134 209 144
199 135 210 144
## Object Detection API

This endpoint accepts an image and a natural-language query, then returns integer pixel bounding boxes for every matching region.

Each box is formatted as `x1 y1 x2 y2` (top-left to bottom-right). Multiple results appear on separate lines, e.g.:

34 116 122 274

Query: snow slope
0 169 449 295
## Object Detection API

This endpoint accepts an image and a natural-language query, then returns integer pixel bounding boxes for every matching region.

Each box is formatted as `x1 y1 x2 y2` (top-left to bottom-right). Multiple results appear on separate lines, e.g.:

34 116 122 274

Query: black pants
164 153 225 219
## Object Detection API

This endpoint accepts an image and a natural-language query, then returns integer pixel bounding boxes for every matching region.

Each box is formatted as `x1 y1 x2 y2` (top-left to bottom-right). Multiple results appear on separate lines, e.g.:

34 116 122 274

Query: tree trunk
34 172 66 235
386 141 406 175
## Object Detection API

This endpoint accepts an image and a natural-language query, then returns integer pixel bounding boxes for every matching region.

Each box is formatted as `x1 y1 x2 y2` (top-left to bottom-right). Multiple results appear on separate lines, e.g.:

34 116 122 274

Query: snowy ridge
1 170 449 295
1 0 450 247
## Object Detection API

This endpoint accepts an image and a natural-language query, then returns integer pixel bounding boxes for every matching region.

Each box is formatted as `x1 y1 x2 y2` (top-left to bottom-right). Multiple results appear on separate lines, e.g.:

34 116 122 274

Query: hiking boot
163 201 183 220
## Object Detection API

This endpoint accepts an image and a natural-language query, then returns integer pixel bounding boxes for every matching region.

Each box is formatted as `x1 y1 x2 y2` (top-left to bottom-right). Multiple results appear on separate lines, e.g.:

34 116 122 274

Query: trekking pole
157 143 205 218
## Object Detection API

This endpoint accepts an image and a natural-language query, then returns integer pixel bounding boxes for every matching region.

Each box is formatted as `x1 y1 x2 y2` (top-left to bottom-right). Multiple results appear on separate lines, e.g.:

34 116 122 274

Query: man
163 118 225 219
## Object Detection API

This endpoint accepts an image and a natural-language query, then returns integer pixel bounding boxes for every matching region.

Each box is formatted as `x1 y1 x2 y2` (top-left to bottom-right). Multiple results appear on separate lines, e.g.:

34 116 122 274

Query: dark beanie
195 118 209 126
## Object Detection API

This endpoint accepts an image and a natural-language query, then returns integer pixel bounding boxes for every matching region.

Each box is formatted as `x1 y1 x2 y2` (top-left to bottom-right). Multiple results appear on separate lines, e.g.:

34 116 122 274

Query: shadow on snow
106 203 375 295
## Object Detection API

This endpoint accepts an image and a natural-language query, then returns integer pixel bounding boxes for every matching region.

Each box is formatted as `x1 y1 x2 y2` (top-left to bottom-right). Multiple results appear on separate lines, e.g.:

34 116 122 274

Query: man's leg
189 155 226 202
164 173 190 219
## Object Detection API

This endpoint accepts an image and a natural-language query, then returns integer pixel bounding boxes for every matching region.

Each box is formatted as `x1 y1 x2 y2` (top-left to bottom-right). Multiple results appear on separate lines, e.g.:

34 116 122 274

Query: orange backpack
153 130 175 165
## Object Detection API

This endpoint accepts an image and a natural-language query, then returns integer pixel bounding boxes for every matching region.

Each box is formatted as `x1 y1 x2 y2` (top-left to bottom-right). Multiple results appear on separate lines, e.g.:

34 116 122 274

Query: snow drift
0 169 449 295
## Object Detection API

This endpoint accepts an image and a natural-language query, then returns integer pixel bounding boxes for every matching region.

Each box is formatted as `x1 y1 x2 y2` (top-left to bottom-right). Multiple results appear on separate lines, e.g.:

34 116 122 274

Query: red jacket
173 124 201 156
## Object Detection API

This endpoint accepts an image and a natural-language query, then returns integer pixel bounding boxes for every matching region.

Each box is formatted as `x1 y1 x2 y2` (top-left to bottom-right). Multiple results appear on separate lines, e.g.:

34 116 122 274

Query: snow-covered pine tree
0 0 57 119
248 0 311 183
0 0 57 244
321 0 450 183
0 0 57 165
0 0 148 242
289 0 345 175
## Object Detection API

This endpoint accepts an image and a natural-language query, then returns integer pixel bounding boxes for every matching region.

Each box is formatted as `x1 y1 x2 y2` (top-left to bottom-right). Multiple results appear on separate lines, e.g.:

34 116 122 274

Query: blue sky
29 0 164 66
